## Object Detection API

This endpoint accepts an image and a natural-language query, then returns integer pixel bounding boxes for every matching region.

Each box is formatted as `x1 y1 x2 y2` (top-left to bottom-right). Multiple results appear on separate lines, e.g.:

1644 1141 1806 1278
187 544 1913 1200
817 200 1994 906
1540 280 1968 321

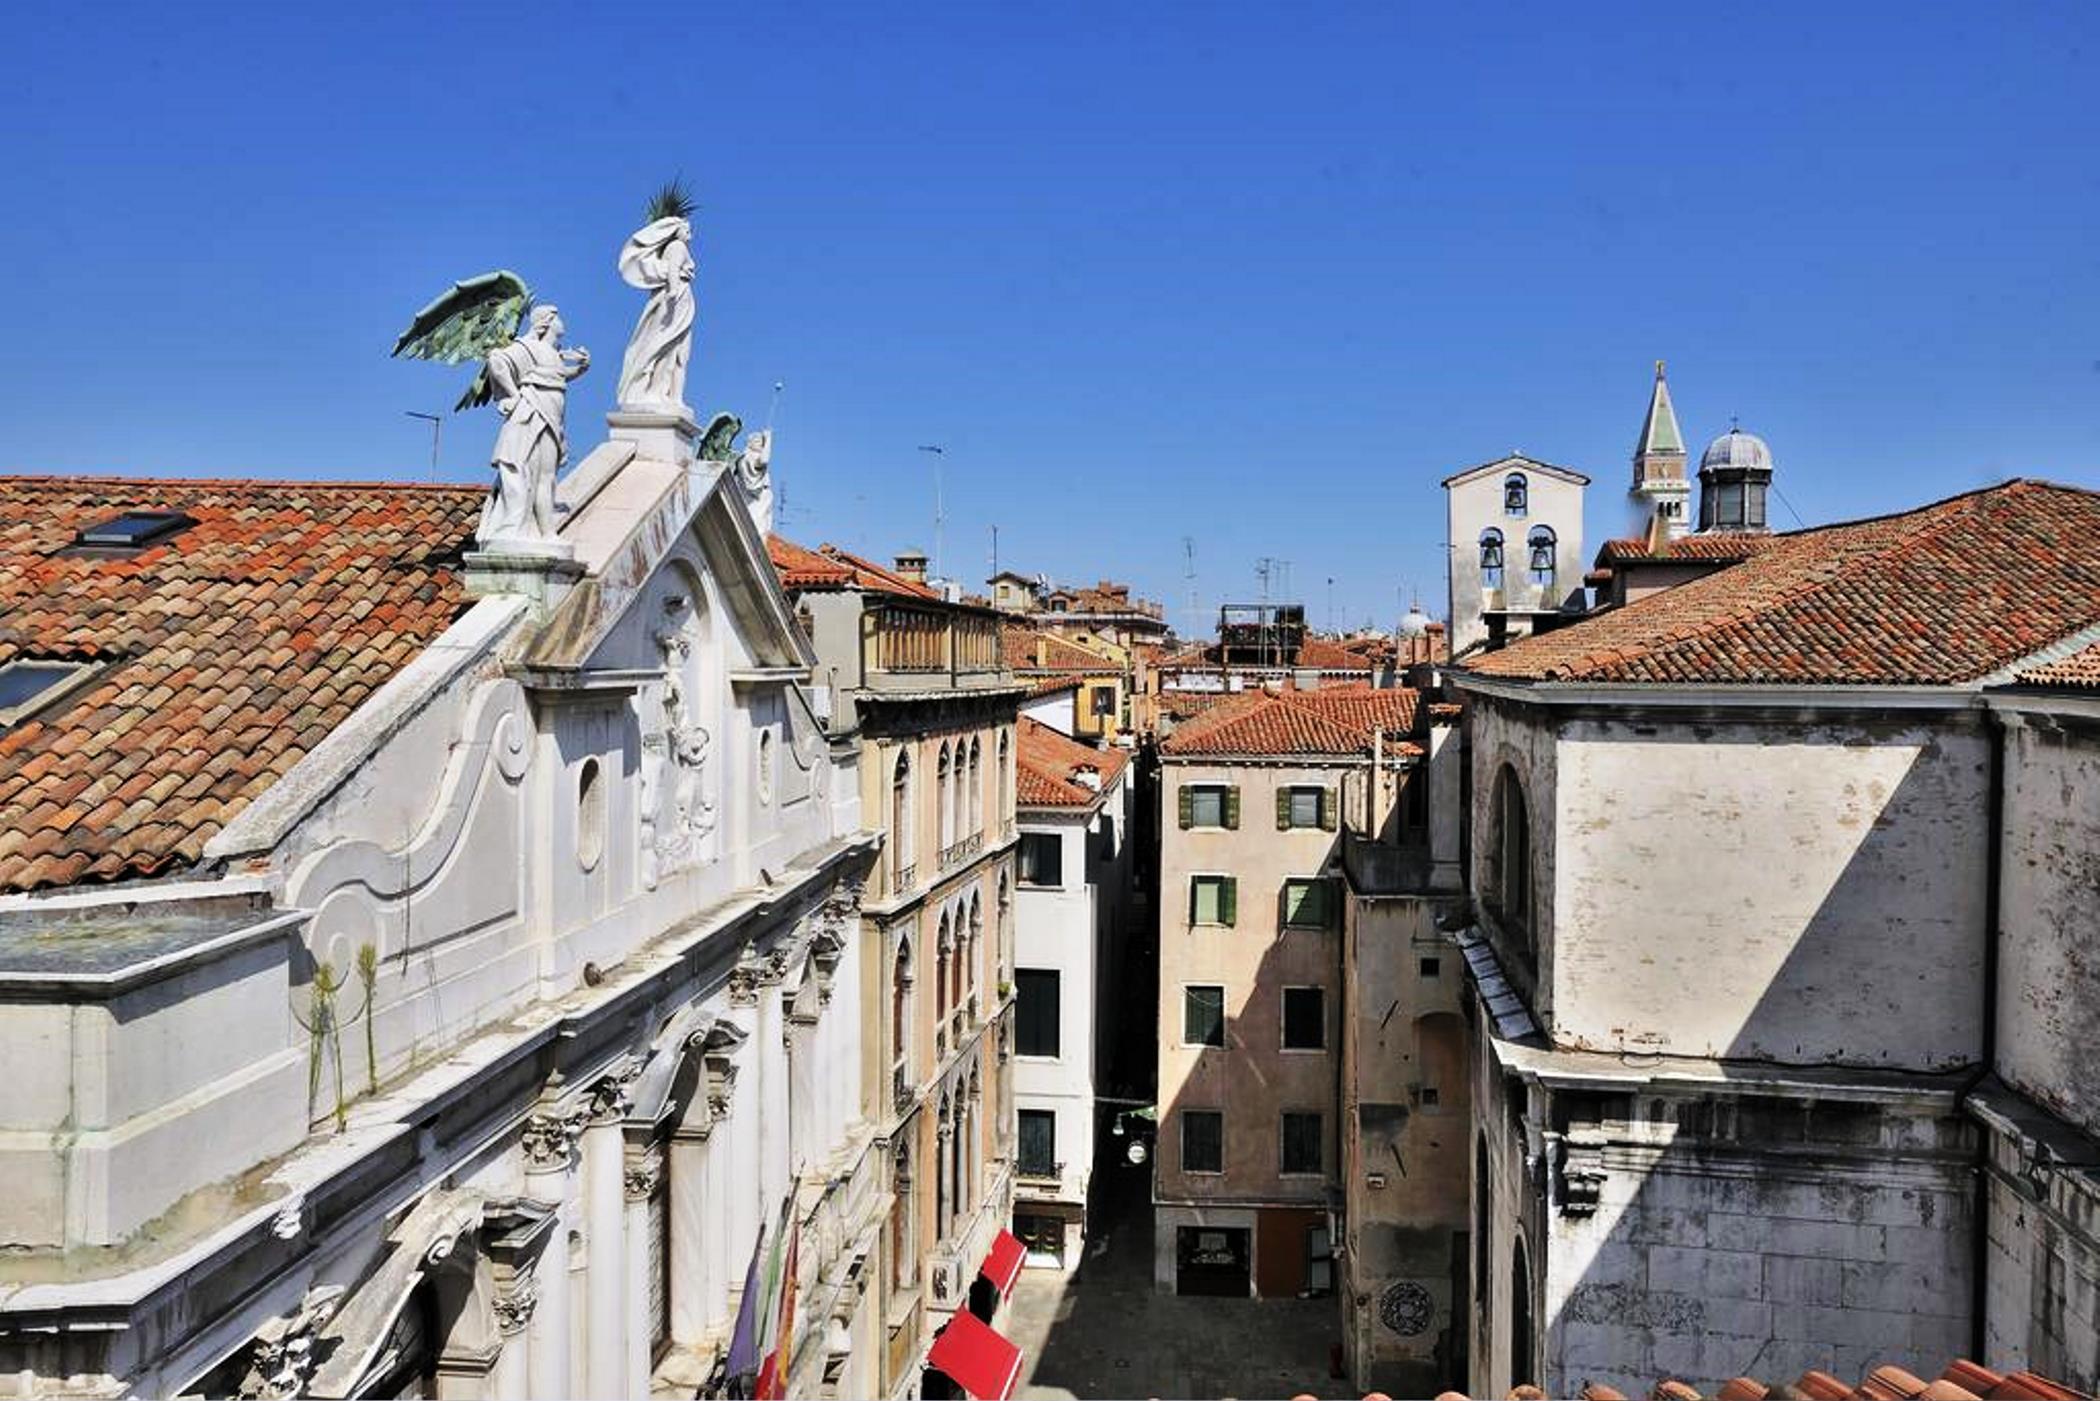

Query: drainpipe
1969 703 2006 1362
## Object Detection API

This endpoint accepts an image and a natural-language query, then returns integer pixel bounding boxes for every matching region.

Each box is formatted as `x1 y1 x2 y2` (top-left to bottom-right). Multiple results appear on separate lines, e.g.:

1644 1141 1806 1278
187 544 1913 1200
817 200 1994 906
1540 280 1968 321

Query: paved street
1005 1156 1342 1400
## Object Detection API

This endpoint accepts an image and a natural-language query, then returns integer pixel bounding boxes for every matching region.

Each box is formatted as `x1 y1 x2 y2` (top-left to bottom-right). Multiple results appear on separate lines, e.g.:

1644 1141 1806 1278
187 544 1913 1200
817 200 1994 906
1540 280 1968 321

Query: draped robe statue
481 305 589 546
615 216 696 412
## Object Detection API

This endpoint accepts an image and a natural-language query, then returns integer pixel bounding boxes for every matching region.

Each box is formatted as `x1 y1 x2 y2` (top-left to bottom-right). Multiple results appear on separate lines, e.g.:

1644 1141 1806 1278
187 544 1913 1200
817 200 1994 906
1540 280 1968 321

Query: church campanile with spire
1631 360 1691 540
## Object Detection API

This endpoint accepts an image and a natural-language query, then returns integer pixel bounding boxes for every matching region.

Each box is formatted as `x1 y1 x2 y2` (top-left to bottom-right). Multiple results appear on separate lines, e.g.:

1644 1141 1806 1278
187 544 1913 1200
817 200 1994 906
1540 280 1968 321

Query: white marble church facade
0 237 888 1396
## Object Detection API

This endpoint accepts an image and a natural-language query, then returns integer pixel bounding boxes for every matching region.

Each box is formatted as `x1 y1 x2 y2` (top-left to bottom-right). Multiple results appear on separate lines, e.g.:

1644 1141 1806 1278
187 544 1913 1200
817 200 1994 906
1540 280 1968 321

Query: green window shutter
1277 787 1293 830
1320 787 1338 831
1188 875 1199 924
1178 785 1194 829
1220 877 1238 927
1224 786 1241 830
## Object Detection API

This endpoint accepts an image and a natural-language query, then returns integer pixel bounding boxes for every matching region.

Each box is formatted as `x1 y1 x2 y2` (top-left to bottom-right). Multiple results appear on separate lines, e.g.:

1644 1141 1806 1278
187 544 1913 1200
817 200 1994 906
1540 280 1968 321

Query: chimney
894 549 928 585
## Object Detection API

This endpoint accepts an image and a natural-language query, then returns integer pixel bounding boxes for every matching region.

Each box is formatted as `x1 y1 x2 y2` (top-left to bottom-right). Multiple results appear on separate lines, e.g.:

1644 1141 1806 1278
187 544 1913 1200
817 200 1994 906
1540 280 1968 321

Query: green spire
1635 359 1685 458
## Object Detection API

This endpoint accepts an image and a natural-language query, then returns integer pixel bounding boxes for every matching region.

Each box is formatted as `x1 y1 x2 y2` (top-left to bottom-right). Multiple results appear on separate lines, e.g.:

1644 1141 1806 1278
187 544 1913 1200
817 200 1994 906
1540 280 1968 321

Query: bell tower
1631 361 1691 540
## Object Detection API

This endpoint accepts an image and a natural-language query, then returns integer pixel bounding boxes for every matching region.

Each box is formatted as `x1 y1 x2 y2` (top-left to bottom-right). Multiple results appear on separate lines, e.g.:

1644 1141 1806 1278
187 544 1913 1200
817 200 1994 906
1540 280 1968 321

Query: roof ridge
0 473 486 495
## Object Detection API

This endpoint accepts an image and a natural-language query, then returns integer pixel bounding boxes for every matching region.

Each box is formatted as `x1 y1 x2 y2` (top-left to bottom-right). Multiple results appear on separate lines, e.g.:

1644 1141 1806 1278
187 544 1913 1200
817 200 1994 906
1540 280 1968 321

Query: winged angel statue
391 271 590 549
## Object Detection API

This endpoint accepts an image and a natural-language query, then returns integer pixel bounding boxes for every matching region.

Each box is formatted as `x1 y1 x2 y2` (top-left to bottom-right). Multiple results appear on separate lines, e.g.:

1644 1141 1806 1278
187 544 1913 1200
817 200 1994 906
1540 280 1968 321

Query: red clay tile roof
1550 1359 2085 1401
1468 480 2100 685
2016 636 2100 689
765 534 939 599
1026 673 1082 697
1156 636 1375 672
1159 690 1234 721
1160 683 1422 757
1003 624 1120 672
1593 531 1782 567
1015 716 1127 807
0 475 483 893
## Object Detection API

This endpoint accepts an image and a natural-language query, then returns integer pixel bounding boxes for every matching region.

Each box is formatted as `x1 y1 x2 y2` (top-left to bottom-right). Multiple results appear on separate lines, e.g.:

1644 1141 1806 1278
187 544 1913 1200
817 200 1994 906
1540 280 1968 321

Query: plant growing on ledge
356 942 381 1095
643 177 697 223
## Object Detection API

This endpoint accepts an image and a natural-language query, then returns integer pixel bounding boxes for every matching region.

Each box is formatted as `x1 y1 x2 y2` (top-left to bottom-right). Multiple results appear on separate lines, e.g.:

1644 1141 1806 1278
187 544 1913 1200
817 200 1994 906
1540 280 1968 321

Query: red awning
978 1229 1027 1297
926 1309 1023 1401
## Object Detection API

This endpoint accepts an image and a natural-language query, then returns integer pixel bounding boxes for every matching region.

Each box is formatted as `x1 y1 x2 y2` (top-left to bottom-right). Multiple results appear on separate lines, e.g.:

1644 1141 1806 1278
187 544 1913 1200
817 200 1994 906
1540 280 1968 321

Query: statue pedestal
464 543 585 617
607 407 699 465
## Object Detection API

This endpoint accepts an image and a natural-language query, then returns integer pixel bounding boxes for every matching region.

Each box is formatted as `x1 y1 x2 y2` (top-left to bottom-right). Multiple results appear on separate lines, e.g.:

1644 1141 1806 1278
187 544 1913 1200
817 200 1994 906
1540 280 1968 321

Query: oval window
576 756 605 870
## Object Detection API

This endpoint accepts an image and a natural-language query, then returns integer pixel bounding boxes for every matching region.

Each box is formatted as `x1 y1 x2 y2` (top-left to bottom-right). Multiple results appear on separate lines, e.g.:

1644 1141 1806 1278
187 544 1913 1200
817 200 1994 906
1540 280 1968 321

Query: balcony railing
938 832 983 870
1018 1159 1064 1182
862 603 1004 683
891 862 916 895
892 1062 913 1115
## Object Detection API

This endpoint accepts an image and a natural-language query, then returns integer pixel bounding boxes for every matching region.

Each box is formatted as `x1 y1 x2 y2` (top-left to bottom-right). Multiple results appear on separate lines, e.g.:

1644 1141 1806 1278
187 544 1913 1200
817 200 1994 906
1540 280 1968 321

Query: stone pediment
520 446 814 678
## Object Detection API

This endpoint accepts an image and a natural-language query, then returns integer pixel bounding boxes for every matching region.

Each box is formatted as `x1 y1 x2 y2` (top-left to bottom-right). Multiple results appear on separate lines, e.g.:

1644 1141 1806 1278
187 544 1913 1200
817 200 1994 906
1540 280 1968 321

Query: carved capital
521 1109 585 1173
1556 1132 1607 1217
727 946 764 1006
586 1060 642 1126
238 1285 345 1400
624 1147 664 1201
493 1278 540 1336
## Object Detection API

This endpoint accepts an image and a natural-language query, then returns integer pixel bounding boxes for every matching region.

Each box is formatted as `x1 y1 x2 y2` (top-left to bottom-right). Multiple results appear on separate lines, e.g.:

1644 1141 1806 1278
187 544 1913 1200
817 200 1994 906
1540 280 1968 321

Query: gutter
1969 706 2007 1358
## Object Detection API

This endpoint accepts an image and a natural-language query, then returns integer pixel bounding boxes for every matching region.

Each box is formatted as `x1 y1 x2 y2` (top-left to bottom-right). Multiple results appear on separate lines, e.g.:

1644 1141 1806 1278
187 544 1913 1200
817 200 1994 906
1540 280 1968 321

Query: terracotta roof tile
0 474 483 892
1469 481 2100 686
764 533 940 599
1594 531 1783 567
1160 683 1422 757
2016 636 2100 689
1014 716 1127 807
1003 624 1121 672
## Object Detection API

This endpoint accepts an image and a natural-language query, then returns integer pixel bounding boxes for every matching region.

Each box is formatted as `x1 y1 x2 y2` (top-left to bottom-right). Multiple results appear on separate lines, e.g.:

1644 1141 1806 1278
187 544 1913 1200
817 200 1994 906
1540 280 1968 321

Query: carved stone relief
640 587 717 889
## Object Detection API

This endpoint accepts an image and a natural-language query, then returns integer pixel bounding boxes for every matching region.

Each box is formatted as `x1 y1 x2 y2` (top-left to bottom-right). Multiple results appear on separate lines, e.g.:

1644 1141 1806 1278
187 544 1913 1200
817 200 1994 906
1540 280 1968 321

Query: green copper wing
389 270 533 411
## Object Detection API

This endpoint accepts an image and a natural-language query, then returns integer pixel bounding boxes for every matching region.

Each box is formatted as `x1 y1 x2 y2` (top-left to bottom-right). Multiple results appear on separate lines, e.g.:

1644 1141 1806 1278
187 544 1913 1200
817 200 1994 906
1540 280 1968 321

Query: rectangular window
1418 956 1441 979
1190 875 1237 926
1281 1111 1323 1175
1181 1110 1224 1174
1282 987 1325 1050
1280 878 1333 930
1179 783 1238 830
1183 985 1225 1047
1090 686 1117 716
1284 786 1323 829
1018 1109 1057 1176
1015 969 1060 1057
1017 832 1063 887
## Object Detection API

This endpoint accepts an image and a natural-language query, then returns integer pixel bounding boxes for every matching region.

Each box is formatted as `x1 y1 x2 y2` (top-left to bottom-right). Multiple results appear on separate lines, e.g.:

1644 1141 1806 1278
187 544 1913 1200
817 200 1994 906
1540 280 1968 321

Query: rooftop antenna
1181 536 1198 636
405 410 441 482
918 445 945 580
990 523 999 582
1326 576 1336 634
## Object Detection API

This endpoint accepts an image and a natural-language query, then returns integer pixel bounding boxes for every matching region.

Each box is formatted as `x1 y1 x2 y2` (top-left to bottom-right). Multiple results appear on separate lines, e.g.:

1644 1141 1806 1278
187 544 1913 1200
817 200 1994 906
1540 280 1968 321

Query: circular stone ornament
1379 1280 1434 1337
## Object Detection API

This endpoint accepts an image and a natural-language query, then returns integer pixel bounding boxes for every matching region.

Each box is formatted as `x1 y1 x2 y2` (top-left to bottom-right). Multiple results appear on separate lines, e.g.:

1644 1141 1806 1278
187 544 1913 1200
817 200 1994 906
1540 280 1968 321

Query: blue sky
3 2 2095 630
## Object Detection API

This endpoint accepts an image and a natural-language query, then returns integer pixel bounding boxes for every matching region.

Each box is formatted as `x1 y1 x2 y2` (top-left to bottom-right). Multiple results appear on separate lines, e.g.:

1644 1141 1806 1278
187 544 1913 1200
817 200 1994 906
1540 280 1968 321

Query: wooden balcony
860 603 1006 690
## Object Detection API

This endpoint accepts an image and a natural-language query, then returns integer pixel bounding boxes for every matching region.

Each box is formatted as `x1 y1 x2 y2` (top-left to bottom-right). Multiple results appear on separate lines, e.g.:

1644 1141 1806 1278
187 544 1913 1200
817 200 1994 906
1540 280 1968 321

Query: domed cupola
1697 426 1774 532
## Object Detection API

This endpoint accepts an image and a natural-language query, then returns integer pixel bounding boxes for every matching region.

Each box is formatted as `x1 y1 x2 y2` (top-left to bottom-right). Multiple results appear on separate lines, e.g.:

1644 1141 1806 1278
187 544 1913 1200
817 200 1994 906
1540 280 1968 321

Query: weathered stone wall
1542 1090 1977 1397
1995 709 2100 1137
1341 892 1470 1394
1552 711 1989 1069
1465 693 1558 1020
1979 1117 2100 1392
1469 1028 1550 1397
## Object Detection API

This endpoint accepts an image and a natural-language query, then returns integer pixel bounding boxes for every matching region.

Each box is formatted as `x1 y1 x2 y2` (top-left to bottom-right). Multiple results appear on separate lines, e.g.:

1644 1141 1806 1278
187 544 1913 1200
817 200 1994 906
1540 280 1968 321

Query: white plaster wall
1466 695 1559 1018
1015 812 1096 1207
1020 689 1077 737
1552 714 1990 1068
1995 711 2100 1136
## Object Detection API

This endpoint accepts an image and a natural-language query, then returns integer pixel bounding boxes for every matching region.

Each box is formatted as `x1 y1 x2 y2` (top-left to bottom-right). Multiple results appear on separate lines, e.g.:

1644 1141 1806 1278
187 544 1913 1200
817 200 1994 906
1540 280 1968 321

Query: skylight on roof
0 660 99 728
74 510 195 549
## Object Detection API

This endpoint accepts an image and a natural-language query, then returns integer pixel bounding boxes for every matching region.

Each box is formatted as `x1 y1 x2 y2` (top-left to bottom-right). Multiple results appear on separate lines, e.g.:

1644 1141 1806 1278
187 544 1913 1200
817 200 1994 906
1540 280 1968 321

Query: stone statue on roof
480 306 591 546
389 271 589 554
615 183 698 413
733 428 774 534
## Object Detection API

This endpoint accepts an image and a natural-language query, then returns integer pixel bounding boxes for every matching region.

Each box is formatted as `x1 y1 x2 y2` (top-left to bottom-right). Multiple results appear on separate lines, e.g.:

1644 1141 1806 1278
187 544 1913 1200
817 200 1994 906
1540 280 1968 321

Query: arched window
1510 1239 1535 1388
997 730 1012 832
1527 526 1557 587
1479 529 1505 590
1473 1135 1491 1305
892 751 914 886
967 894 983 996
1492 765 1532 946
936 743 953 853
1503 472 1529 517
967 737 984 836
996 872 1012 976
892 936 913 1073
890 1140 915 1291
935 912 951 1019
